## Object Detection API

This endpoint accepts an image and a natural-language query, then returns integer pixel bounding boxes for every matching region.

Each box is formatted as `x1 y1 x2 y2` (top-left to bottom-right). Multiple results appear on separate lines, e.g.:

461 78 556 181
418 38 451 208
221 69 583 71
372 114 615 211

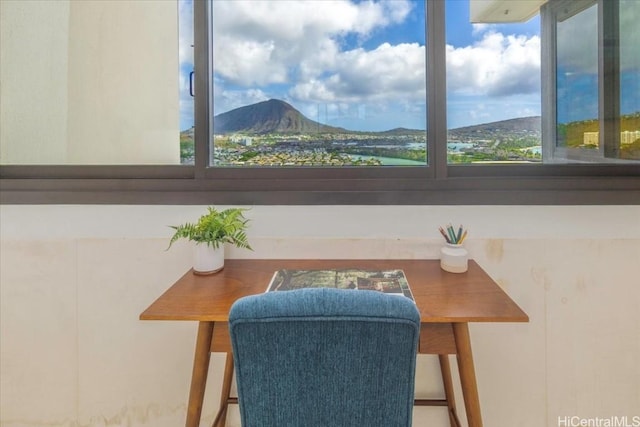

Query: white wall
1 205 639 427
0 0 70 164
0 0 179 165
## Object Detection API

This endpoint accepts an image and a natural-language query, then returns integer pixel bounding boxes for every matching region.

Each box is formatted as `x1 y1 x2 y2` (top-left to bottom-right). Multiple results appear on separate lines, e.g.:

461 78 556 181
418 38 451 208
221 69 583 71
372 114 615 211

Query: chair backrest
229 288 420 427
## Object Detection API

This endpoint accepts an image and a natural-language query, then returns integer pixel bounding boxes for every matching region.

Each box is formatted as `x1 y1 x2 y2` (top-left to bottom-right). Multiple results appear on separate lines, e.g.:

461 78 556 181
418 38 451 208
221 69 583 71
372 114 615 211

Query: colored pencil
439 227 451 243
447 225 457 243
439 224 468 244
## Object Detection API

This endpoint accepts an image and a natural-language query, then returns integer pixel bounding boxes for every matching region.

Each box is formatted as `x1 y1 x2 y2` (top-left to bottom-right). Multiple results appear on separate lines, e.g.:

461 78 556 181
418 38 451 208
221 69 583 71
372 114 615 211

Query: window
1 0 638 205
543 0 640 163
446 0 542 164
208 0 427 167
552 1 600 160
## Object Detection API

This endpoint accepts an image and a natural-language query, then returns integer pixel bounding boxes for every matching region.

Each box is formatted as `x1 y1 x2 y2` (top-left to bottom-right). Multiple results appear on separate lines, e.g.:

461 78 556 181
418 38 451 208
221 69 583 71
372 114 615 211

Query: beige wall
0 0 179 165
0 0 70 164
1 205 639 427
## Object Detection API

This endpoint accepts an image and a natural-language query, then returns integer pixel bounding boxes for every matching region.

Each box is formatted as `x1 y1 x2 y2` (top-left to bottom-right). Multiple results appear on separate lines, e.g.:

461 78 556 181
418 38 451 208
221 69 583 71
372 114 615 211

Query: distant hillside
559 112 640 148
378 127 425 136
449 116 541 138
213 99 347 134
210 99 546 138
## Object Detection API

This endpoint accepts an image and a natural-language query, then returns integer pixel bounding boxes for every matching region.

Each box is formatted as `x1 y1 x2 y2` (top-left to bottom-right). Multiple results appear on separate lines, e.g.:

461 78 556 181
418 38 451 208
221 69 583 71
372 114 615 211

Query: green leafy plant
168 207 252 250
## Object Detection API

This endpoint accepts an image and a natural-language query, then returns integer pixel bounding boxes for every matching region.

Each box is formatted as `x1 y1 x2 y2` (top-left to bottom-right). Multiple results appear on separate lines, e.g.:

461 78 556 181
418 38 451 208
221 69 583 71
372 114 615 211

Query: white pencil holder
440 243 468 273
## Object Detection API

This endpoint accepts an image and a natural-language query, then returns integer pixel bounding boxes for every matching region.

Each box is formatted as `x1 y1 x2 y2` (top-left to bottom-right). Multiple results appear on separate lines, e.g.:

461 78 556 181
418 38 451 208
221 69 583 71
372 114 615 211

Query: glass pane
209 0 427 167
620 0 640 160
555 3 599 153
179 0 195 165
0 1 182 165
446 0 542 164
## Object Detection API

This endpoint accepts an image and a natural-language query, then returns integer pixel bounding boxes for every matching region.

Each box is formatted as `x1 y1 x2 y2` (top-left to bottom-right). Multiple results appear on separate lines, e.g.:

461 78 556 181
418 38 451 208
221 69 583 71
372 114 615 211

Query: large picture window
209 0 427 167
1 0 638 205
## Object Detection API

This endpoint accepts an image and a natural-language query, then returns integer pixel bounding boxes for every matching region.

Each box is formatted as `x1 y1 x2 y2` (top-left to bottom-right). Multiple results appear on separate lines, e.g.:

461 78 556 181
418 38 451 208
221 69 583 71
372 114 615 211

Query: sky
555 0 639 124
178 0 637 132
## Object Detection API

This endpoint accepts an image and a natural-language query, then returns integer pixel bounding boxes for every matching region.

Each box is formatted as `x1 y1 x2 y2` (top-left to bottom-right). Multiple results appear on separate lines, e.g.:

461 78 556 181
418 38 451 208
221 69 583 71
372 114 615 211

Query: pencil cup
440 243 468 273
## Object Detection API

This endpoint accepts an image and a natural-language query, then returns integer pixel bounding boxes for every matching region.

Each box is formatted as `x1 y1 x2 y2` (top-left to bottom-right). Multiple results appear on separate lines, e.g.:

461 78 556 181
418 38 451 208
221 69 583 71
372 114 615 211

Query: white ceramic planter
440 243 468 273
193 243 225 275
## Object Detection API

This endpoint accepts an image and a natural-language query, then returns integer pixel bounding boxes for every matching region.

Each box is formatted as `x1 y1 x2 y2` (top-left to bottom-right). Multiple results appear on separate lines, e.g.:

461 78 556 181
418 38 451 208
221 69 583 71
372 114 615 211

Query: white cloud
290 42 426 102
351 0 412 34
471 23 492 36
446 31 540 97
213 83 270 114
210 0 541 107
214 36 289 86
213 0 410 41
211 0 414 88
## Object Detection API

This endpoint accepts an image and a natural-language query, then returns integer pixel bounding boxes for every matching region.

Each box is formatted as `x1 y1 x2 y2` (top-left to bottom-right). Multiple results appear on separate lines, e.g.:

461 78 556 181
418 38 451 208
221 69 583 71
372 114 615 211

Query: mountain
211 99 543 137
449 116 541 137
213 99 346 134
378 127 425 136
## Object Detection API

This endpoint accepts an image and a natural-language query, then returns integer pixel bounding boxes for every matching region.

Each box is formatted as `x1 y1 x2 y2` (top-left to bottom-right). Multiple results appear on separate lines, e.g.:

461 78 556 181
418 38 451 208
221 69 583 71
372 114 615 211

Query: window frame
1 0 638 205
542 0 631 163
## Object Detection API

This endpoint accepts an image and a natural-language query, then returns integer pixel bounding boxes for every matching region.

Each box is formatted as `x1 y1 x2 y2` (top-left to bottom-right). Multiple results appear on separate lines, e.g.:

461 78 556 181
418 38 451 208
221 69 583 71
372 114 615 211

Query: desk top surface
140 259 528 323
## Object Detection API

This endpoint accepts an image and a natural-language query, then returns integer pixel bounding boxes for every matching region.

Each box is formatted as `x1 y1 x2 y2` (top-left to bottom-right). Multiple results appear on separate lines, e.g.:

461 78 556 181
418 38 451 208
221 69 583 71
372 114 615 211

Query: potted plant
168 206 252 274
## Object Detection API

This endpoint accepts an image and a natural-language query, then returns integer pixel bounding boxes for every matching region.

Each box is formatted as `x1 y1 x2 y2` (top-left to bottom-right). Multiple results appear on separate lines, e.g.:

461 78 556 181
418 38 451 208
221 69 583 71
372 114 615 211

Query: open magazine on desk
266 268 414 301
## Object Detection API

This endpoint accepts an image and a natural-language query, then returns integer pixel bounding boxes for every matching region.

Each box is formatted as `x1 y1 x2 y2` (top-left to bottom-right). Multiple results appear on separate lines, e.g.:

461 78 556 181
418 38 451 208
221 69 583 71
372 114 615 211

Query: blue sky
555 1 640 124
180 0 635 132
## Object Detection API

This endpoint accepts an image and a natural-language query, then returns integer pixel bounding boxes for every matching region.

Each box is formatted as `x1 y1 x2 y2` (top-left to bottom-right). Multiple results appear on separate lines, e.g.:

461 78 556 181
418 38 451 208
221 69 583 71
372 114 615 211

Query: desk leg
186 321 214 427
212 353 234 427
452 322 483 427
439 354 461 427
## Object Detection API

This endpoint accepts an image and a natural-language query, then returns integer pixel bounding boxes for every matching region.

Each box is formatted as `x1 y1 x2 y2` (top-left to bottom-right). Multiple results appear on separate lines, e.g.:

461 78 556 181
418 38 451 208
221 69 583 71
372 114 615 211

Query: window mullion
193 0 210 179
599 0 621 159
428 0 447 179
540 2 557 163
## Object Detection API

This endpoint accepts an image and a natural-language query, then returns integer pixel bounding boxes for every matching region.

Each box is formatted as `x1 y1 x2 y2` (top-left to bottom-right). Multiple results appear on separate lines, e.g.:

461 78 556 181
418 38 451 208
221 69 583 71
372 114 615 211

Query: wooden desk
140 259 528 427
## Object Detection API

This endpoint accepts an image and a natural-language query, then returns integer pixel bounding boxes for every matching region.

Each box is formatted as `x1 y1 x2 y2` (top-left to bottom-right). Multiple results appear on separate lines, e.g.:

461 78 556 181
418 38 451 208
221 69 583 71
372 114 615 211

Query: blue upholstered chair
229 288 421 427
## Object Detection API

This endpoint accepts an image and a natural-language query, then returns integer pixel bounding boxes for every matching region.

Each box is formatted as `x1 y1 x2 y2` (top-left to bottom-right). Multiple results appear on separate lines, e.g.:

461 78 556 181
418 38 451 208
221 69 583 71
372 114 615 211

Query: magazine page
266 268 414 301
